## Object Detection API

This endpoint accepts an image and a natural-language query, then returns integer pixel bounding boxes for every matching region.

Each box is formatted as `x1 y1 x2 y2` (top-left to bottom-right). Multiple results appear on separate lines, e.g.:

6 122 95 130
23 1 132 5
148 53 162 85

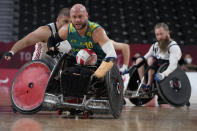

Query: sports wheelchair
10 50 124 119
124 62 191 107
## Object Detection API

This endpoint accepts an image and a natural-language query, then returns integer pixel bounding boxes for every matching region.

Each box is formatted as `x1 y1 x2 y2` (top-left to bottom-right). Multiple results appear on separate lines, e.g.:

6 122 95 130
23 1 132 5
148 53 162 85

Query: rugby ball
76 49 97 66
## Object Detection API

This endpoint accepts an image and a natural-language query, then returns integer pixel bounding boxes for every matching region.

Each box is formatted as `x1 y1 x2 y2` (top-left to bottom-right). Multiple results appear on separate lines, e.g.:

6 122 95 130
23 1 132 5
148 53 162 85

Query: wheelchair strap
168 43 178 54
47 22 58 37
135 56 146 68
127 56 146 75
152 42 157 55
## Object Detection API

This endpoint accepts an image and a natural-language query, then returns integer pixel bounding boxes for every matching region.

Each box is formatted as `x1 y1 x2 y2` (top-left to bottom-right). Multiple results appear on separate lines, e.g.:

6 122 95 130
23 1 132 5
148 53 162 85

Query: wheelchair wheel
156 63 191 107
11 60 52 114
105 64 124 119
127 68 153 106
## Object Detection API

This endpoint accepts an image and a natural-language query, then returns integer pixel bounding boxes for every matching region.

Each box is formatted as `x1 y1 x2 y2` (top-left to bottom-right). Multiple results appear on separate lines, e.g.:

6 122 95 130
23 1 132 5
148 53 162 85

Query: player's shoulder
47 22 55 27
36 25 50 32
168 40 179 48
151 41 159 49
61 24 69 30
153 41 158 45
88 21 102 32
68 23 76 33
38 22 57 32
168 40 181 53
89 21 100 27
169 40 178 45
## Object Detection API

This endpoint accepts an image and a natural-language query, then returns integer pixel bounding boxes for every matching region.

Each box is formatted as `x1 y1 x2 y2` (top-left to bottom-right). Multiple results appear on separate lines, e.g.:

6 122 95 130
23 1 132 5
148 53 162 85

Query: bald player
5 6 129 72
48 4 119 78
4 8 71 63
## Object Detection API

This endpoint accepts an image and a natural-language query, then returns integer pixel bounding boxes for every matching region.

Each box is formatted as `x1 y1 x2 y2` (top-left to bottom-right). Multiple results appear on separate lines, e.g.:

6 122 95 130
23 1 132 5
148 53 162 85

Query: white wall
186 72 197 104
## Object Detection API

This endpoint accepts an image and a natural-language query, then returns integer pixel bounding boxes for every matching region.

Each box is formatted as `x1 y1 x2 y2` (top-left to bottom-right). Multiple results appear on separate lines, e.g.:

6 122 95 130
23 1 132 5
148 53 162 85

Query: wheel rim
12 62 51 111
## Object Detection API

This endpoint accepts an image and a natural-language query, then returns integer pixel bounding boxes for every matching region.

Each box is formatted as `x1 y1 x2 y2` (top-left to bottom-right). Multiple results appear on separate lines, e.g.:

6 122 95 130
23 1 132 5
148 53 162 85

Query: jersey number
84 42 93 49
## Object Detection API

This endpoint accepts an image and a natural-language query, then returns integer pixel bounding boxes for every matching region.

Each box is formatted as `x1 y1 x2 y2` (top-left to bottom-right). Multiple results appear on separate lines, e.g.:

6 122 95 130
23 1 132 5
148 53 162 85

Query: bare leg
138 66 145 81
147 69 155 86
136 58 145 81
147 57 155 86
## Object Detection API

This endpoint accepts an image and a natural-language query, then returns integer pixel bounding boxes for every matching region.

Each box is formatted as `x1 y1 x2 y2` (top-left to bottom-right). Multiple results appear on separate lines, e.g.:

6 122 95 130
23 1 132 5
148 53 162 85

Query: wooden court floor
0 104 197 131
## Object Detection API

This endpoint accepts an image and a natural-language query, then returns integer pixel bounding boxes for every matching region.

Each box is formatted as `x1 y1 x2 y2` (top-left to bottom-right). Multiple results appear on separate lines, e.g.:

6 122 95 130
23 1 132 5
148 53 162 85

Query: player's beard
73 20 88 30
158 35 170 52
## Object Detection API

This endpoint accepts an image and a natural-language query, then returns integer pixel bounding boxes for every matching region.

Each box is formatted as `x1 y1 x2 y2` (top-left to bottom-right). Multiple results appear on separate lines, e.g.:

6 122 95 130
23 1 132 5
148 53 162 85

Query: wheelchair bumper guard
156 64 191 106
43 93 110 113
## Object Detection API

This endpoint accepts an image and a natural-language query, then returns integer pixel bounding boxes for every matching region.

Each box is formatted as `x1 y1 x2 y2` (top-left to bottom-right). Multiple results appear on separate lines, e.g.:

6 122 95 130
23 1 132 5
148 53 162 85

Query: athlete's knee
134 56 146 68
147 56 155 66
136 56 145 64
136 58 142 64
147 57 158 70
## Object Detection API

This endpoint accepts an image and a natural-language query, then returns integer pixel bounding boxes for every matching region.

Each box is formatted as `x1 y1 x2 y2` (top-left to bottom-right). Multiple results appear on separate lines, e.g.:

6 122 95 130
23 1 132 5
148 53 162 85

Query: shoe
141 84 151 92
146 85 152 92
141 84 147 91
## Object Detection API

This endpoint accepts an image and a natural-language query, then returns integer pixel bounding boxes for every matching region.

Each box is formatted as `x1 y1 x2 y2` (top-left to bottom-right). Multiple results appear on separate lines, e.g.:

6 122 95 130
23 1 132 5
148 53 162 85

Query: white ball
76 49 97 66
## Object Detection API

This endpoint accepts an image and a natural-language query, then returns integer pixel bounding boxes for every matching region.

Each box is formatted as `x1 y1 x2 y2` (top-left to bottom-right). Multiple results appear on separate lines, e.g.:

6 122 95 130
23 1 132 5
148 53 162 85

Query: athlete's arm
11 26 50 54
163 45 182 76
92 27 117 78
155 45 182 82
112 41 130 70
144 44 154 59
48 25 68 51
5 26 51 60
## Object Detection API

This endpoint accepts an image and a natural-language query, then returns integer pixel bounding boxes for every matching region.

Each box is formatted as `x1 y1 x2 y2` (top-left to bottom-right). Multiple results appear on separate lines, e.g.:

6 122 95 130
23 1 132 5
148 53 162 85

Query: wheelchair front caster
186 101 190 107
57 109 63 115
12 106 17 113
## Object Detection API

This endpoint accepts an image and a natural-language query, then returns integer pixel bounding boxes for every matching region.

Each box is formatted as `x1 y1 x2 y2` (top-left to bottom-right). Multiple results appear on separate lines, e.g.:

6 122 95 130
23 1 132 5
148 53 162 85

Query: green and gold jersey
67 21 106 64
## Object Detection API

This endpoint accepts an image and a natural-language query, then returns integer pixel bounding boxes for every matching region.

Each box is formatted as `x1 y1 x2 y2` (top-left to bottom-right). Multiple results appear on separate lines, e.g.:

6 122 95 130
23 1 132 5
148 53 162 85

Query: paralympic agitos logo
0 77 9 85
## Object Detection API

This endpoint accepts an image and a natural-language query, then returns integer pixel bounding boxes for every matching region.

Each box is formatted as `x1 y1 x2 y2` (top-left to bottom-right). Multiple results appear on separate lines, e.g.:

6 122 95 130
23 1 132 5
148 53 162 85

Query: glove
89 74 97 83
89 74 103 87
122 65 137 75
47 36 56 51
154 73 165 82
94 61 114 78
122 70 128 75
46 48 59 58
4 51 14 61
119 64 128 73
47 33 63 51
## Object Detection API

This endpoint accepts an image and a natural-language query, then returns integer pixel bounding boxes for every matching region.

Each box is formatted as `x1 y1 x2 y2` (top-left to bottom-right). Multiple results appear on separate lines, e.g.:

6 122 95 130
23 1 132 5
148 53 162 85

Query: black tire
106 64 124 118
156 63 191 107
